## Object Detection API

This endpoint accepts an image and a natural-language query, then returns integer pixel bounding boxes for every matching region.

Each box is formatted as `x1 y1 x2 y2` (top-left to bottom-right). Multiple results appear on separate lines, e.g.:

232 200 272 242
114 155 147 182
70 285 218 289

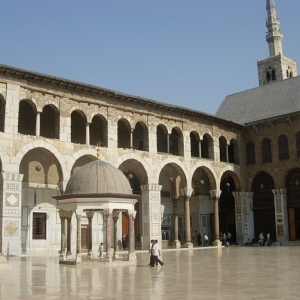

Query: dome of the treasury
65 160 132 195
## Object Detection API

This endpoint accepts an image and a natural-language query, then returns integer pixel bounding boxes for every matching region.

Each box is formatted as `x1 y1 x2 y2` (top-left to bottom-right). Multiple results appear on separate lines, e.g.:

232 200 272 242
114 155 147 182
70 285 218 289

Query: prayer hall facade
0 0 299 256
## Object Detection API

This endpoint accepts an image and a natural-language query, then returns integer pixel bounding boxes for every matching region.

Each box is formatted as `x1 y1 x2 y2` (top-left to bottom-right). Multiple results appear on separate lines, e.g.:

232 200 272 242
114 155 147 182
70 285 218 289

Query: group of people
259 231 272 246
148 239 164 267
220 231 231 246
197 234 209 247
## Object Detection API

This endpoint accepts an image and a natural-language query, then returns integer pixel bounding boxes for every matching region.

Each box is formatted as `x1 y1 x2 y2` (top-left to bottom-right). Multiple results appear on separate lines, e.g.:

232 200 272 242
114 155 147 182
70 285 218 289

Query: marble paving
0 246 299 299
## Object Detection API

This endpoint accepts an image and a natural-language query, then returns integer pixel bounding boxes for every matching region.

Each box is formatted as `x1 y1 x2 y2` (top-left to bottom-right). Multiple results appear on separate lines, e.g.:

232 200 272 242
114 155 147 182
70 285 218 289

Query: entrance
253 209 276 242
288 208 300 240
81 226 88 249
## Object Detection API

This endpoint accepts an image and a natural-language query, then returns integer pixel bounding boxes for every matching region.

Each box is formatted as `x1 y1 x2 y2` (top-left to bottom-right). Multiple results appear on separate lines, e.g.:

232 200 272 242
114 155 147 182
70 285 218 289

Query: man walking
151 240 164 267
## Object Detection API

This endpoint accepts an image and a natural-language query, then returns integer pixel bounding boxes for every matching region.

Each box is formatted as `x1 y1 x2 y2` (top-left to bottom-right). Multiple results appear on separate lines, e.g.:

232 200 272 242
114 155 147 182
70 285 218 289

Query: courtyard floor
0 246 299 299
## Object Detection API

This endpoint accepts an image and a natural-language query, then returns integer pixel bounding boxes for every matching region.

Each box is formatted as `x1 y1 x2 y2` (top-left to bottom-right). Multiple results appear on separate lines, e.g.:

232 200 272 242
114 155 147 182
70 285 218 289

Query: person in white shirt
150 240 164 267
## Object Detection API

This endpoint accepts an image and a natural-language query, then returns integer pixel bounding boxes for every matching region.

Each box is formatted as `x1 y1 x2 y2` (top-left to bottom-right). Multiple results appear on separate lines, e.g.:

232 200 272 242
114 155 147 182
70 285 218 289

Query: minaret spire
265 0 283 56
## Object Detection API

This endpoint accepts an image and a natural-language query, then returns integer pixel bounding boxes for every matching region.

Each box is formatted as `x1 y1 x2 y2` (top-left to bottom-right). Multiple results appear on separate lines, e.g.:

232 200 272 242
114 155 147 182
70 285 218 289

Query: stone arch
157 124 168 153
133 121 149 151
219 136 227 162
40 104 60 139
18 99 37 136
220 169 241 191
70 154 98 176
118 118 131 149
170 127 183 156
90 114 108 147
228 138 239 164
71 109 87 144
190 131 200 158
201 133 214 159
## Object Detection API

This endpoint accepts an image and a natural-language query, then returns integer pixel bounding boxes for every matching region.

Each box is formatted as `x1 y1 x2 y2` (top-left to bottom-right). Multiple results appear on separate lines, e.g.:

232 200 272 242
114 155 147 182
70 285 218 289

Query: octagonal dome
65 160 132 195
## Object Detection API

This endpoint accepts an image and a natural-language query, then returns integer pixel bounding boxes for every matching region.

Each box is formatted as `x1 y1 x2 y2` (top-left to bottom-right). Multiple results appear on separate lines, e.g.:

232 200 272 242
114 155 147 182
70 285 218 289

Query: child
98 243 103 258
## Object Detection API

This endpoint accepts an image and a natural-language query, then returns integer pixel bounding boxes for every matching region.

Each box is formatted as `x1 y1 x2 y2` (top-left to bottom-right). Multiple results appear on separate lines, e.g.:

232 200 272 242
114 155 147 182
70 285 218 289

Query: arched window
71 110 86 144
90 115 108 147
272 69 276 81
40 105 59 139
246 142 255 165
18 100 36 136
219 137 227 162
262 138 272 163
133 122 149 151
0 96 5 132
190 132 199 158
157 125 168 153
278 134 289 161
117 119 130 149
296 132 300 158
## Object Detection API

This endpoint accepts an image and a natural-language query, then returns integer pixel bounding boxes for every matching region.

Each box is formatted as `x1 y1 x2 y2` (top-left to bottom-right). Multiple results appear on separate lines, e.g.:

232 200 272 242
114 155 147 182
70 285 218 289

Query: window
296 132 300 158
278 134 289 161
262 138 272 163
32 213 47 239
246 142 255 164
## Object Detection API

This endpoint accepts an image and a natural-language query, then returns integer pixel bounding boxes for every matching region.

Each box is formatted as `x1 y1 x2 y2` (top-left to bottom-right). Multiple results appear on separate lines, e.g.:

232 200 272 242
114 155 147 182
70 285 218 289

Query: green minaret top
266 0 275 10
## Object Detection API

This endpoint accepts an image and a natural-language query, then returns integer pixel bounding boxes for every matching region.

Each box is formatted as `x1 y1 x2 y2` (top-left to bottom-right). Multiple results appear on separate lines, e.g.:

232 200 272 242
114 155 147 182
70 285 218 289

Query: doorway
81 226 88 249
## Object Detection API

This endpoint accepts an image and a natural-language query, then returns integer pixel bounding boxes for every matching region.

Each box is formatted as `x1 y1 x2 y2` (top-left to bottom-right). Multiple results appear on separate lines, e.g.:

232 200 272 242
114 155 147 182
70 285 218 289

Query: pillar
209 190 222 246
86 211 94 260
58 210 66 261
232 192 254 245
75 209 82 263
86 122 90 145
167 133 170 153
65 211 73 257
112 211 119 260
140 184 163 250
181 188 193 248
130 128 134 149
172 198 181 248
198 140 202 158
226 144 229 162
104 210 112 262
36 111 41 137
272 189 289 243
127 211 137 261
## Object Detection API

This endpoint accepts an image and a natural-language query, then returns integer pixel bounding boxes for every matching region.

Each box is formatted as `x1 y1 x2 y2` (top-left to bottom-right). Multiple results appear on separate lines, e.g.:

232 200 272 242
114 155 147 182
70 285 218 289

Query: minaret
257 0 297 86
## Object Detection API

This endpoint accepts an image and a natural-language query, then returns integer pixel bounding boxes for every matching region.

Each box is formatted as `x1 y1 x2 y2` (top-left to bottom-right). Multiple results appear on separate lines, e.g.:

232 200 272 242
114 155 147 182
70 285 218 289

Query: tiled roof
216 76 300 124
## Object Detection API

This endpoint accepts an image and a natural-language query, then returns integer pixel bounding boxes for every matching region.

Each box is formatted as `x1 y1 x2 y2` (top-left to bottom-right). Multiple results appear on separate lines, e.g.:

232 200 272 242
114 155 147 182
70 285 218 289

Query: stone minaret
257 0 297 86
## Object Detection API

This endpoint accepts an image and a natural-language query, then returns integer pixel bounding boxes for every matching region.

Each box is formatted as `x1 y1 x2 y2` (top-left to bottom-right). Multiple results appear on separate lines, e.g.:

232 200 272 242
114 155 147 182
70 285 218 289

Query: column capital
64 210 74 219
272 188 287 196
209 189 221 200
86 211 94 219
181 188 193 198
127 210 136 218
140 184 162 192
0 172 24 182
75 208 83 216
103 209 113 215
58 209 67 218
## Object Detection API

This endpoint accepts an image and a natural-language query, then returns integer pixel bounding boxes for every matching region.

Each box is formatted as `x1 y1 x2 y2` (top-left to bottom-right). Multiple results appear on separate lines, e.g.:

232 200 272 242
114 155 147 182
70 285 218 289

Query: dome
65 160 132 195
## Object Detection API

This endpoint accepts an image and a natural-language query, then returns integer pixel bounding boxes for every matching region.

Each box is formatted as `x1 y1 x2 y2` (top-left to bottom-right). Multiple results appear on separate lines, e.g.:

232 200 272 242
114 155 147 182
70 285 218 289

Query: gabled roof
215 76 300 124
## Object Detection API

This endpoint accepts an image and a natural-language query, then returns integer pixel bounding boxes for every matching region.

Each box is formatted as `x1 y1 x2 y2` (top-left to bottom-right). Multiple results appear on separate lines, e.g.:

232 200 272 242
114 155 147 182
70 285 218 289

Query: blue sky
1 0 299 115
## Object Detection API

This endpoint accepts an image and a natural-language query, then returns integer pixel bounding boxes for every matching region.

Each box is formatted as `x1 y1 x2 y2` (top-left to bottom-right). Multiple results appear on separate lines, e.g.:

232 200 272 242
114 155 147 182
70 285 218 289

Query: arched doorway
252 172 276 242
219 173 237 243
286 168 300 240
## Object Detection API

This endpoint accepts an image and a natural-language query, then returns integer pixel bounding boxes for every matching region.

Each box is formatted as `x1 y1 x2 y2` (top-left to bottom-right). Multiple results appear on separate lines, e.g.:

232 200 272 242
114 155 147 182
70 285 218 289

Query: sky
1 0 300 115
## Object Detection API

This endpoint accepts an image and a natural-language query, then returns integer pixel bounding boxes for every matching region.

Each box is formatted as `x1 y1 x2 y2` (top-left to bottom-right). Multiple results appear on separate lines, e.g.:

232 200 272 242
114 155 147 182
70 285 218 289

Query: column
86 211 94 260
198 140 202 158
181 188 193 248
209 190 222 246
86 122 90 145
140 184 162 250
112 211 119 260
36 111 41 137
226 144 229 162
272 189 289 243
232 192 254 245
127 210 137 261
58 210 66 261
172 198 180 248
65 211 73 257
75 209 82 263
166 133 170 153
130 128 134 149
104 210 112 262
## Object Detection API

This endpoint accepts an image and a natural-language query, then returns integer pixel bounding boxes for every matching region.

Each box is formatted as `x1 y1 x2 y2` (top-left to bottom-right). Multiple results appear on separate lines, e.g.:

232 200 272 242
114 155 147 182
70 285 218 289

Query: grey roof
65 160 132 195
215 76 300 124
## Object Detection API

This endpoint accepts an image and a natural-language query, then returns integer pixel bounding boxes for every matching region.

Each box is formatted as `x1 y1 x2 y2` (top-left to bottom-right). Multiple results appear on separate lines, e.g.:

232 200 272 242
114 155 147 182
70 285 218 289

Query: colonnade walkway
0 246 299 299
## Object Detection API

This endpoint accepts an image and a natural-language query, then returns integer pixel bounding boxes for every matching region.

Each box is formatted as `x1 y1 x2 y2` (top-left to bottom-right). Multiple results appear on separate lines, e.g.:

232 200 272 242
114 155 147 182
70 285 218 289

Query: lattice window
278 134 289 161
32 213 47 239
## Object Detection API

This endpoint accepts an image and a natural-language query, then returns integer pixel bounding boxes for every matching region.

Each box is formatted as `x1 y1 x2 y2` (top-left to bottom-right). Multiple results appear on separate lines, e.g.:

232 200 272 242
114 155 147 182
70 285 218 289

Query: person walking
148 240 155 266
203 234 209 247
259 231 264 246
266 232 271 246
227 231 231 245
151 240 164 267
98 243 103 258
222 232 227 246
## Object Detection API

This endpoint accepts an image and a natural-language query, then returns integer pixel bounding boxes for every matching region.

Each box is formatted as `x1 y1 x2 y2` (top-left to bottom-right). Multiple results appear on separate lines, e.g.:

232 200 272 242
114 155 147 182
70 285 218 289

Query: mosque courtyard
0 246 299 300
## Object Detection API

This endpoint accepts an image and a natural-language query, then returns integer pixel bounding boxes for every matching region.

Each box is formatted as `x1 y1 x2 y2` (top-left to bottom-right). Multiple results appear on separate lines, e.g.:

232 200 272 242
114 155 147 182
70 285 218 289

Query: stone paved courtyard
0 246 299 299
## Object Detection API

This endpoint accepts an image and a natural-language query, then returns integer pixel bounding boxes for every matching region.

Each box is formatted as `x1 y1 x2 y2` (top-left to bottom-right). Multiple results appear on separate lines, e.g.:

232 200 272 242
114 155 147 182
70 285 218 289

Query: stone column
209 190 222 246
130 128 134 149
181 188 193 248
35 111 41 137
58 210 66 261
86 122 90 145
172 198 180 248
166 133 170 153
226 144 229 162
75 209 82 263
140 184 163 250
104 210 112 262
112 211 119 260
198 140 202 158
127 210 137 261
232 192 254 245
86 211 94 260
65 211 73 257
272 189 289 243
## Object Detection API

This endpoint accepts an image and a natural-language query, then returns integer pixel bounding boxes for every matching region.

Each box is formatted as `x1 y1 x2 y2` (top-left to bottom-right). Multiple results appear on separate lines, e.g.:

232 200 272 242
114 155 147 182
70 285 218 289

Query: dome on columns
65 160 132 195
